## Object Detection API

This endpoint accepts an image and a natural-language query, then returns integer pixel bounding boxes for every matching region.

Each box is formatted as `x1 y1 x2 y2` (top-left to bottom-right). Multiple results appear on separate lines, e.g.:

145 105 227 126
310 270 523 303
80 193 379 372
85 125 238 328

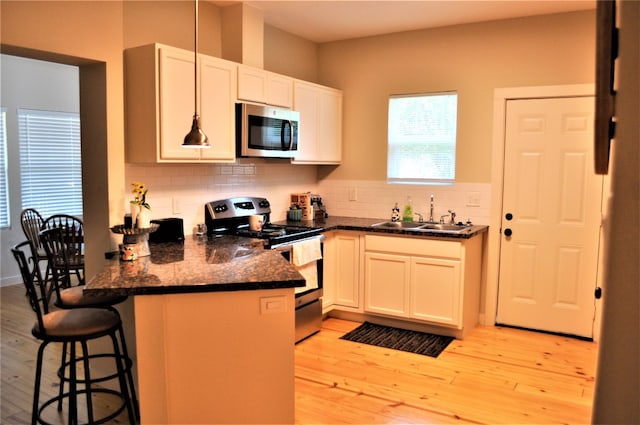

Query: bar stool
39 227 138 420
20 208 51 308
40 227 128 309
41 215 86 287
12 241 137 425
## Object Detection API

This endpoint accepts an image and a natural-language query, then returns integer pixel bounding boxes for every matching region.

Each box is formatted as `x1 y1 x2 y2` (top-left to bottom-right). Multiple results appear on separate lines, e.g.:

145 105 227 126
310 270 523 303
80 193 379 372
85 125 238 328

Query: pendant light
182 0 210 148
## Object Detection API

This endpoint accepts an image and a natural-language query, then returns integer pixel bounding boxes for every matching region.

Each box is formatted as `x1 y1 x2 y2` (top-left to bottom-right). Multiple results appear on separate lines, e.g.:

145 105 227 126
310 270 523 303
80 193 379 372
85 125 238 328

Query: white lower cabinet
362 234 481 334
364 252 461 325
409 256 461 326
322 231 362 313
324 230 483 337
364 252 410 316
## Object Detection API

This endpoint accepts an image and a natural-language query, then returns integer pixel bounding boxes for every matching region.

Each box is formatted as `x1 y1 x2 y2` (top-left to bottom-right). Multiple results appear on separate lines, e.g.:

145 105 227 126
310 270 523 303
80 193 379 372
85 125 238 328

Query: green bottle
402 196 413 222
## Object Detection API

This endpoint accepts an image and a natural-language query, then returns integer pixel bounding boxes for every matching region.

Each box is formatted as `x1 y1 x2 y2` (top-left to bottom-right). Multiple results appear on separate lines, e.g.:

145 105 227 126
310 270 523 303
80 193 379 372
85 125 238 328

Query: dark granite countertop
86 217 487 297
85 235 305 297
273 216 488 239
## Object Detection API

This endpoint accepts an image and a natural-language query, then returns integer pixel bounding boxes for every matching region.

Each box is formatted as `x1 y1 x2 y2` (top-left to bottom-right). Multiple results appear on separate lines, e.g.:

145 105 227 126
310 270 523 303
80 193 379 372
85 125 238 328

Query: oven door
272 235 324 307
237 103 300 158
273 235 324 343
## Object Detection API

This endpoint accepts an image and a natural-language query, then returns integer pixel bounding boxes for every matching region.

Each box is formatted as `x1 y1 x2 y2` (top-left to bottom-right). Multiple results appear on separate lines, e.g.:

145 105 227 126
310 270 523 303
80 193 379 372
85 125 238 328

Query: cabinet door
317 88 342 163
199 56 237 162
292 81 342 164
334 232 360 308
238 65 293 108
292 82 319 162
322 232 336 311
364 252 410 317
267 74 293 108
410 257 461 326
237 64 267 103
158 47 199 160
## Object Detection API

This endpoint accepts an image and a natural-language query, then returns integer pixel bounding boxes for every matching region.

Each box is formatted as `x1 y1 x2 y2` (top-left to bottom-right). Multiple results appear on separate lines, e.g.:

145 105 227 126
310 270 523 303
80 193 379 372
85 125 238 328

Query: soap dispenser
402 196 413 222
391 203 400 222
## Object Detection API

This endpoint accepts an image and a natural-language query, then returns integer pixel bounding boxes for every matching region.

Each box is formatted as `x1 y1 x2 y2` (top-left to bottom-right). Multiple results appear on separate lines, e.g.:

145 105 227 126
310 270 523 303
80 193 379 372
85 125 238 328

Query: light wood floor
295 317 597 424
2 283 597 424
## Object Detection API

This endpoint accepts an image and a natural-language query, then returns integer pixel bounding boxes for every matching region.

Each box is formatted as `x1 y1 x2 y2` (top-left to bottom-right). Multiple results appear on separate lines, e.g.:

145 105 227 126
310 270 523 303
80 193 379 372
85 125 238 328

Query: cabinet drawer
365 234 461 259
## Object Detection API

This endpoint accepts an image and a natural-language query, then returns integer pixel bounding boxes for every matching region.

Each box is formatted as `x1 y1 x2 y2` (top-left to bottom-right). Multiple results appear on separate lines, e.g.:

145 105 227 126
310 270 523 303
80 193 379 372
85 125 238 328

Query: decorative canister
119 244 137 261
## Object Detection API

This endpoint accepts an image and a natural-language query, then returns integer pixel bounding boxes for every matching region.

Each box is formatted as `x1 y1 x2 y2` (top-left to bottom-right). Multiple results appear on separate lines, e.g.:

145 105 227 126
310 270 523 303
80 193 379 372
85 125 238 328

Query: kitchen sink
420 223 468 231
370 220 472 233
370 221 427 229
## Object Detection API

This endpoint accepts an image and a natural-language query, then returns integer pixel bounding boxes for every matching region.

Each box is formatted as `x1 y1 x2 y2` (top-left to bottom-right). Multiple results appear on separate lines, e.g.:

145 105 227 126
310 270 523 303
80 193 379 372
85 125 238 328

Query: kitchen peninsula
85 235 304 424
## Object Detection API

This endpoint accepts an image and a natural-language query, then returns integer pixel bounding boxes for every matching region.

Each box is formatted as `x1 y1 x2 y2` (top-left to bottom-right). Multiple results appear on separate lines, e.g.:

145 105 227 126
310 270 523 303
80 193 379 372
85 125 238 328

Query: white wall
592 1 640 421
0 54 79 285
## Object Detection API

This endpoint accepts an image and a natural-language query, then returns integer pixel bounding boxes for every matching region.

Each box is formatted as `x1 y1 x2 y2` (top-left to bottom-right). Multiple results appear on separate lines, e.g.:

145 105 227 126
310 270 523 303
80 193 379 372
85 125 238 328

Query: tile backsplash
125 160 319 234
316 179 491 225
126 161 490 235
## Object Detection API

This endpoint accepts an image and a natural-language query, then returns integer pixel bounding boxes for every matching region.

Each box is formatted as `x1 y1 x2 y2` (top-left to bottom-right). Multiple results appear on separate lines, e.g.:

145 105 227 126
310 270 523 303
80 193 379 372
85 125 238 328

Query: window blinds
0 109 9 228
18 109 83 217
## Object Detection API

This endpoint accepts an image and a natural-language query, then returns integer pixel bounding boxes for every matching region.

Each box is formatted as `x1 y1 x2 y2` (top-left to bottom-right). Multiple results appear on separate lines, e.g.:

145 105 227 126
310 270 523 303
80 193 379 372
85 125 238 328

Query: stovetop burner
235 224 288 238
234 224 322 247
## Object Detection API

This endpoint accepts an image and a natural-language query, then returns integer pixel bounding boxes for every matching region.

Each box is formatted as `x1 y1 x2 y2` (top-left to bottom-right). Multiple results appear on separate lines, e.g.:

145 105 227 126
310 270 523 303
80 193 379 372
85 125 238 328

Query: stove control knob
214 204 228 214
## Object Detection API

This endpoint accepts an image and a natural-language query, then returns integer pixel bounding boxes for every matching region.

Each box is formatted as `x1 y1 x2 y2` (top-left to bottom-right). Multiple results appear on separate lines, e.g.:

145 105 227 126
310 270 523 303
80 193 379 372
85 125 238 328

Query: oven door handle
269 234 325 251
272 244 292 254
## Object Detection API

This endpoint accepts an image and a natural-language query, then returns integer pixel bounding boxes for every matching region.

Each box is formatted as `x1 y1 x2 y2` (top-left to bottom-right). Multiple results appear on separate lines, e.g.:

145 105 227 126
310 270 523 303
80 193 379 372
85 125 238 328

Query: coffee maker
310 194 328 221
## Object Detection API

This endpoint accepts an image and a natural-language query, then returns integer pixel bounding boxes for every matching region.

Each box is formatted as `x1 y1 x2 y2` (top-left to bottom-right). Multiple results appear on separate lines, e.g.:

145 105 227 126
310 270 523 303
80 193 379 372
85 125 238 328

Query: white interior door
496 96 602 338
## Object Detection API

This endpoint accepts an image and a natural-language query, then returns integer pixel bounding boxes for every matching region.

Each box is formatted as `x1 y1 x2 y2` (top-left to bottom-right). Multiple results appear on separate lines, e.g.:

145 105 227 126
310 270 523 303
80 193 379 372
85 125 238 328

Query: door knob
504 228 513 237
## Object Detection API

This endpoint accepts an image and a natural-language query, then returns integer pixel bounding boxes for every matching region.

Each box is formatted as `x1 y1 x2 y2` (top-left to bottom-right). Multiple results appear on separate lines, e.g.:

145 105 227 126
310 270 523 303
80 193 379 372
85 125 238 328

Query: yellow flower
130 181 150 210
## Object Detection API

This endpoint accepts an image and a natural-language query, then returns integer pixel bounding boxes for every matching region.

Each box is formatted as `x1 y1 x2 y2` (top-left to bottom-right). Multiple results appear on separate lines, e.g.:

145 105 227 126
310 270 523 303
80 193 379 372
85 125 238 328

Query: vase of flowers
130 181 151 228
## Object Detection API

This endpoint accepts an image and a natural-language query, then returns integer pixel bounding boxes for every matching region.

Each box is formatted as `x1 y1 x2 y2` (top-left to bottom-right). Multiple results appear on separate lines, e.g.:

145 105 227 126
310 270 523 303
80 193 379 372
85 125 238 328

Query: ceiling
215 1 596 43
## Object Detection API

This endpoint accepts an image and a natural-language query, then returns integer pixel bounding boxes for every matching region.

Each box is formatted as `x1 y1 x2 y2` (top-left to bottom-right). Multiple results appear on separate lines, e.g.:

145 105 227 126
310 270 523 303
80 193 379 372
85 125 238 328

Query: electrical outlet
172 197 181 214
260 296 287 314
466 192 481 207
348 188 358 201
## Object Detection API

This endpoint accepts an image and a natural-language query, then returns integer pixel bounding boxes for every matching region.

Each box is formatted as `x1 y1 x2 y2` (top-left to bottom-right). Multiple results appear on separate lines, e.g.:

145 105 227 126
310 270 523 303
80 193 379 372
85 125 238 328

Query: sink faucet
414 212 424 223
440 210 456 224
429 194 434 223
448 209 456 224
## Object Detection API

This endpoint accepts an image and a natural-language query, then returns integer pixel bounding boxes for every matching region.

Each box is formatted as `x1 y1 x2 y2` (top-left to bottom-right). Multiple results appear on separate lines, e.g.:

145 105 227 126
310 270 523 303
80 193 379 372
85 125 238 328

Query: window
387 92 458 184
19 109 83 217
0 108 9 228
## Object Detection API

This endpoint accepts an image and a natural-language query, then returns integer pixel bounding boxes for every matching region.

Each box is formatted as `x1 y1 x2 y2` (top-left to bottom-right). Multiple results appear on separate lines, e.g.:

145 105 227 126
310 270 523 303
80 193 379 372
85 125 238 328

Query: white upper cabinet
237 64 293 108
125 43 342 165
199 55 237 161
292 80 343 165
125 43 237 163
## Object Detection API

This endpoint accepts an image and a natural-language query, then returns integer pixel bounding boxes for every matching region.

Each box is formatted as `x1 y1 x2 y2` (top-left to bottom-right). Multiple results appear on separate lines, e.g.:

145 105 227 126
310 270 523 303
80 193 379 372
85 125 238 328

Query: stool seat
34 308 120 340
56 286 128 310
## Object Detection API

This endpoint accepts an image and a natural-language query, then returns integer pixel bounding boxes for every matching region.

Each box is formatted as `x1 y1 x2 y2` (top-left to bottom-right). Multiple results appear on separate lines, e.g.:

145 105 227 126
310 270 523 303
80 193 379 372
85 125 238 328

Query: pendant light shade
182 0 210 148
183 114 209 147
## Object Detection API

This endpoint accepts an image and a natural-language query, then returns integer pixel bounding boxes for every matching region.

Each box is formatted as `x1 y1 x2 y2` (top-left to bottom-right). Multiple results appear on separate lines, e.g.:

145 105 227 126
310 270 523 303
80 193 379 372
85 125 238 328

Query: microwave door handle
281 120 293 150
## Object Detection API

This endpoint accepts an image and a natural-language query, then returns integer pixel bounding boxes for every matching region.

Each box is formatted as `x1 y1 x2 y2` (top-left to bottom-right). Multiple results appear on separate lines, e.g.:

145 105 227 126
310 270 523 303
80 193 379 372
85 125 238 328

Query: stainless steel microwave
236 103 300 158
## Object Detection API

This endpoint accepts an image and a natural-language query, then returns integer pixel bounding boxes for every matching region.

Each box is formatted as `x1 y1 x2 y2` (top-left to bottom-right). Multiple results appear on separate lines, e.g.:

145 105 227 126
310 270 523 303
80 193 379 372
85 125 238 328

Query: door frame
485 84 605 341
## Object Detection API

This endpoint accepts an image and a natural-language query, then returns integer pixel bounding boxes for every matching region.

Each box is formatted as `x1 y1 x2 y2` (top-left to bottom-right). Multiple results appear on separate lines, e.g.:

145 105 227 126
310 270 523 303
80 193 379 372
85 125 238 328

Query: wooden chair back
11 241 50 323
20 208 45 254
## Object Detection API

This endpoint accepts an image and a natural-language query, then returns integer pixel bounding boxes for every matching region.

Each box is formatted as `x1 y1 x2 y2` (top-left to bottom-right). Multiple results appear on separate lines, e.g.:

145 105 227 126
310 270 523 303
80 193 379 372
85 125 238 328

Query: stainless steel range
205 197 324 343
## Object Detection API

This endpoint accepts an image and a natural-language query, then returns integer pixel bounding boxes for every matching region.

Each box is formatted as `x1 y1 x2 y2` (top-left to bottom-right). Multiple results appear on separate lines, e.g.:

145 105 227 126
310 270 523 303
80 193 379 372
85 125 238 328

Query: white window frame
18 108 83 217
387 91 458 185
0 108 9 228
